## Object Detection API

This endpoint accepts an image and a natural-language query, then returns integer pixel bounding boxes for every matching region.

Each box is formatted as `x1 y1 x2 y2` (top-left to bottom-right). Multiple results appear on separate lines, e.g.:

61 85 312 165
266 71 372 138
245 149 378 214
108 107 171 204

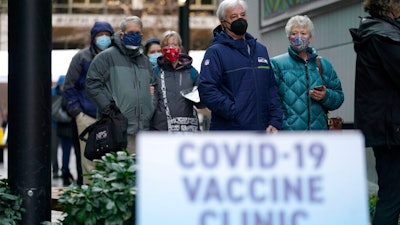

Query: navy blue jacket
64 21 114 118
198 25 282 130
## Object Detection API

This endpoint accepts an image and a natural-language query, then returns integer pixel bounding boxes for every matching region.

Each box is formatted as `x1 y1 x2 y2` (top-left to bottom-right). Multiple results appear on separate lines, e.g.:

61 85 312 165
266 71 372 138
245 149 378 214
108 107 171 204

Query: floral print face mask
289 36 310 53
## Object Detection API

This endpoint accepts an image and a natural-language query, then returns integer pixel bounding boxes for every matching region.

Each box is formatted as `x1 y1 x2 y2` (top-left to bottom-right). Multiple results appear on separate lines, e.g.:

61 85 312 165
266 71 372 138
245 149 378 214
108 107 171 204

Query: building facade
0 0 220 50
1 0 365 125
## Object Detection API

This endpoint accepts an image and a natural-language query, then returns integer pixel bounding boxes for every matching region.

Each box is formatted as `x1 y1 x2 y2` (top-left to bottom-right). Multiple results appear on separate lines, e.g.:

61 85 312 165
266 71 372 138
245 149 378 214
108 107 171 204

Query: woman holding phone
271 15 344 130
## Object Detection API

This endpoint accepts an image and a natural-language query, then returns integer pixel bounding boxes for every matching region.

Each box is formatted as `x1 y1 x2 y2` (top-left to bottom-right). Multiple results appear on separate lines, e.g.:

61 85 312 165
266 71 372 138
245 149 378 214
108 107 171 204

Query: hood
350 16 400 51
112 32 143 59
90 21 114 48
210 25 257 54
158 54 193 71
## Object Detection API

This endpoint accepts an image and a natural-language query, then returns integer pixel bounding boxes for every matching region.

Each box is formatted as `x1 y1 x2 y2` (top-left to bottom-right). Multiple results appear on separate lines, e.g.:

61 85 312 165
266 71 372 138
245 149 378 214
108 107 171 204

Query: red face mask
162 47 180 62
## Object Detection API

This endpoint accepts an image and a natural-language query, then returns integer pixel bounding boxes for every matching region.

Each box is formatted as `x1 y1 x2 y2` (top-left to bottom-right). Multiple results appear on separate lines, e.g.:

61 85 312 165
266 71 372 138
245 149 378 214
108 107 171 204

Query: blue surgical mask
148 52 162 66
123 32 142 49
96 35 111 50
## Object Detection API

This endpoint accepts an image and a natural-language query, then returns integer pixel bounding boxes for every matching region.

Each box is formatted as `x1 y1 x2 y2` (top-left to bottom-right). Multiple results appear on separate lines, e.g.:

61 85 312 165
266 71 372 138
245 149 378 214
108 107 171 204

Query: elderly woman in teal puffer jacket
271 15 344 130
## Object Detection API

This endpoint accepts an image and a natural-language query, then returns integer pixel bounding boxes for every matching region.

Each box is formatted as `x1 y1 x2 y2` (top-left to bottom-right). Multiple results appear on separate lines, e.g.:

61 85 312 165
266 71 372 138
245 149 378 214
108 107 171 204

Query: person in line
198 0 282 131
150 30 204 132
270 15 344 130
350 0 400 224
86 16 157 154
64 21 114 184
51 85 60 179
144 37 162 66
52 75 75 186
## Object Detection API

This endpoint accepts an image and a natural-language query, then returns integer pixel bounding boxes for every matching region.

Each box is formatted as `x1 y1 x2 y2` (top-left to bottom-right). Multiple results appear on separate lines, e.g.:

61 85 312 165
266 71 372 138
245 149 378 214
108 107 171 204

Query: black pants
372 146 400 225
72 119 83 185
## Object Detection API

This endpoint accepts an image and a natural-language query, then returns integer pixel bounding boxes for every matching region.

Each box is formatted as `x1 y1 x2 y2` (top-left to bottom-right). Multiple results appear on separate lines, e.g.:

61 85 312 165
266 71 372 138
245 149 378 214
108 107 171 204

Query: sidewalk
0 147 79 223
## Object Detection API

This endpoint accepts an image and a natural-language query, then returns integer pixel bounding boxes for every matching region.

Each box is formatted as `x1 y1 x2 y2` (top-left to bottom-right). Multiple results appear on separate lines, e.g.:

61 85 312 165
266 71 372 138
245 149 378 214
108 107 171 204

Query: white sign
137 131 369 225
0 49 79 83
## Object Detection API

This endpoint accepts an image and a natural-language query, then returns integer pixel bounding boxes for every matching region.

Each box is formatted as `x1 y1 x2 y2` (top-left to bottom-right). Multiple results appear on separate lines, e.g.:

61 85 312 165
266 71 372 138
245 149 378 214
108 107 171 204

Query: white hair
216 0 248 21
285 15 314 37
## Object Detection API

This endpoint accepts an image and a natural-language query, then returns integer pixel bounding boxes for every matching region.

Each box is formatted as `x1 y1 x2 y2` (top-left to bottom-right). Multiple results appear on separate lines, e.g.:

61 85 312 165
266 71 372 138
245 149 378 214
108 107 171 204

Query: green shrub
56 150 136 225
0 178 25 225
369 194 400 225
369 194 377 221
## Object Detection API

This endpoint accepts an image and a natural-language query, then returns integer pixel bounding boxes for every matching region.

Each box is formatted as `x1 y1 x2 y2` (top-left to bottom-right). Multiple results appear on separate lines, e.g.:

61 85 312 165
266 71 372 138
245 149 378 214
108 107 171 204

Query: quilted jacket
271 46 344 130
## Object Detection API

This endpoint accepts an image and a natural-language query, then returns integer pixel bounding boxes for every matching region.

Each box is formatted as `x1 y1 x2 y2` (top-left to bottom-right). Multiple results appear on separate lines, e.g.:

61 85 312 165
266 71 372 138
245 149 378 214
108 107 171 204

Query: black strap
316 56 330 116
316 56 325 84
78 121 97 142
78 101 120 142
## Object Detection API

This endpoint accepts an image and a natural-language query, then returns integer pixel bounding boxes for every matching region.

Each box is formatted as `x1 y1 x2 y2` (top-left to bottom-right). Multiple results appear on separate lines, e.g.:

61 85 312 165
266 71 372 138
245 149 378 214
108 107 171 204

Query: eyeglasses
163 44 179 48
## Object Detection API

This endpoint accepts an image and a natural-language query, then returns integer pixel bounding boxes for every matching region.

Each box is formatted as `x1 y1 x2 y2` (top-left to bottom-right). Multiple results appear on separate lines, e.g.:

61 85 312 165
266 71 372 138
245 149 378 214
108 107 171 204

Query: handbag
79 101 128 160
52 96 72 123
316 57 343 130
327 115 343 130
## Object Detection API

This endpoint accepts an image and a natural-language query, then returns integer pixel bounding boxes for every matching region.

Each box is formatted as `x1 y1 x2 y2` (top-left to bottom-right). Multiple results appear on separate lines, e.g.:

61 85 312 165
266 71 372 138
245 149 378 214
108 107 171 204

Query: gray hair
160 30 182 48
120 16 143 32
216 0 248 21
285 15 314 37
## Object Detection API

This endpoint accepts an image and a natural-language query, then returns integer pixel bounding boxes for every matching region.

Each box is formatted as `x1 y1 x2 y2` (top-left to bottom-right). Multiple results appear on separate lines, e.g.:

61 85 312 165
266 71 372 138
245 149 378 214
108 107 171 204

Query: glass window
201 0 212 4
53 0 68 3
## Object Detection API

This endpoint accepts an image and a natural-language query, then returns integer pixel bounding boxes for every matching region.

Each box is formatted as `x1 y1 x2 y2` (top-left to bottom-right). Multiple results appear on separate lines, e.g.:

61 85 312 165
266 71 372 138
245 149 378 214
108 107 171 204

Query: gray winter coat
86 32 157 134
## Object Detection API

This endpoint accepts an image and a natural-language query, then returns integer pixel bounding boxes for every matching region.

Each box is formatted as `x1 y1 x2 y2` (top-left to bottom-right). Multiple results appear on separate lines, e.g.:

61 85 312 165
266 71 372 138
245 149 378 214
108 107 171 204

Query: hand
310 86 326 101
266 125 278 133
150 85 154 96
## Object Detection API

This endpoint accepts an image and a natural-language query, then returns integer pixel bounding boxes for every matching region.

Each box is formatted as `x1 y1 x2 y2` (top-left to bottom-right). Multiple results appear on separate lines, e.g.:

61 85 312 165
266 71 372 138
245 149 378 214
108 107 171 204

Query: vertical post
8 0 52 224
179 0 190 52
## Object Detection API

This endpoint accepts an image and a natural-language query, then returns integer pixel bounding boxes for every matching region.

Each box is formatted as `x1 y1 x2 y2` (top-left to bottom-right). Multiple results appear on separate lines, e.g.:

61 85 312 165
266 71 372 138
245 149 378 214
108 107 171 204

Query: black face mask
226 18 248 36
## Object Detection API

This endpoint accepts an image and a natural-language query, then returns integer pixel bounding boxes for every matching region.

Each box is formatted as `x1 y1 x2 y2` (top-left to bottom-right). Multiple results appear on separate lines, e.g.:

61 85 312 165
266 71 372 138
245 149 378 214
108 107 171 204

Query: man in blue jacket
64 21 114 184
198 0 282 131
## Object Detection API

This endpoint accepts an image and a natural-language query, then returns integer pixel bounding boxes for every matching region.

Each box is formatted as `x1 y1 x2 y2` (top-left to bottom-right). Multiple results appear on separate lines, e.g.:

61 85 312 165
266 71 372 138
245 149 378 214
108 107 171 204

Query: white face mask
125 45 140 50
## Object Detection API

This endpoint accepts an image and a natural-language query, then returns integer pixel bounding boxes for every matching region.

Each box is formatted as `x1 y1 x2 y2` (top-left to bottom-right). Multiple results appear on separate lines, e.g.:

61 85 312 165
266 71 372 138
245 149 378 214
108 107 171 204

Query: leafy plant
369 194 400 225
369 194 377 221
56 150 136 225
0 178 25 225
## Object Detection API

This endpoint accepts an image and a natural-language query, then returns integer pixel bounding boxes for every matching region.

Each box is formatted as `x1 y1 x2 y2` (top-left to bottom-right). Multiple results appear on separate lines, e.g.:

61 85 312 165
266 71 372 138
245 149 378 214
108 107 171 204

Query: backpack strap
316 56 325 85
78 122 96 142
189 67 198 83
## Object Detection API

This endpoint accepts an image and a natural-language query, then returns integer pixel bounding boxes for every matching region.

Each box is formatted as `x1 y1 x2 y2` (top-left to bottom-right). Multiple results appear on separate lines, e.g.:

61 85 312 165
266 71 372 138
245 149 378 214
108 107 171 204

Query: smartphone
314 85 324 91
